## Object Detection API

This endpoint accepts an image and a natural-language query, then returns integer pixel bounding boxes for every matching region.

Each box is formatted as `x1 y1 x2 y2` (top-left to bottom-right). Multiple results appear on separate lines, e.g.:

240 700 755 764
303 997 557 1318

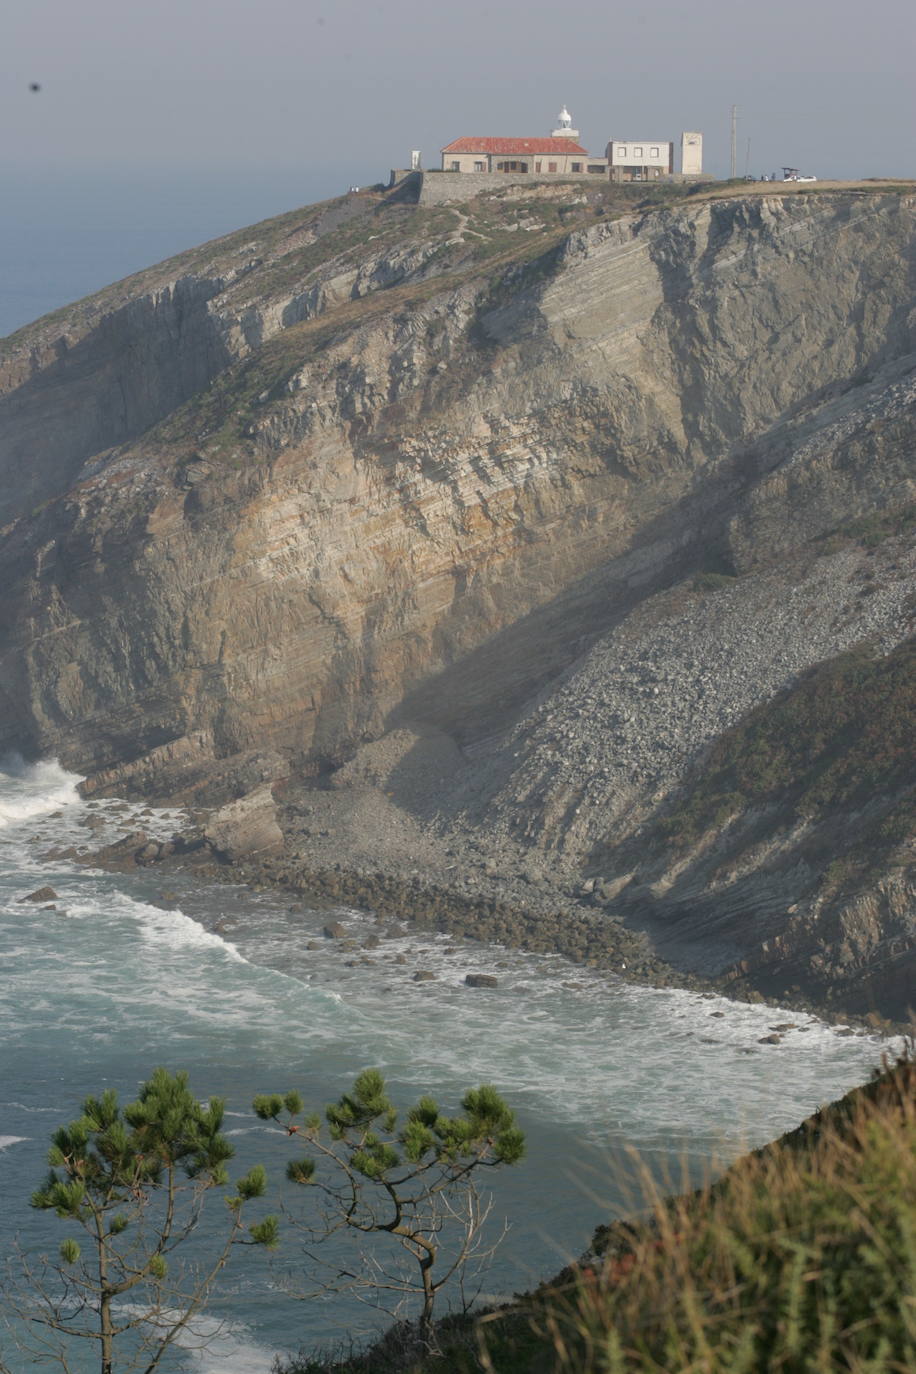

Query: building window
634 146 643 157
474 161 485 171
650 146 659 157
571 162 582 172
450 161 460 171
617 146 627 158
548 161 557 172
535 161 542 172
588 163 605 174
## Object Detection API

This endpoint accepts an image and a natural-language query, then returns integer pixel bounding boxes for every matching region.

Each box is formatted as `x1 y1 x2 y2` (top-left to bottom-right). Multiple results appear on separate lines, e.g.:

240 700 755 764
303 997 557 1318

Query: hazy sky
1 0 914 332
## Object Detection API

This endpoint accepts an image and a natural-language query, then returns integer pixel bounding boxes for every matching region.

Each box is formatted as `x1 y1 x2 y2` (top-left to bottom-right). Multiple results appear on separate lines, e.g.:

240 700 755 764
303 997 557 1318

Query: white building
604 131 703 181
605 139 674 182
681 132 703 175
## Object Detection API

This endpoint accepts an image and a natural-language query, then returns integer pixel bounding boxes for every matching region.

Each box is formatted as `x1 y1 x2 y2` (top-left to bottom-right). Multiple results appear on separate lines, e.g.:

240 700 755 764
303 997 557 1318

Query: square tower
681 132 703 175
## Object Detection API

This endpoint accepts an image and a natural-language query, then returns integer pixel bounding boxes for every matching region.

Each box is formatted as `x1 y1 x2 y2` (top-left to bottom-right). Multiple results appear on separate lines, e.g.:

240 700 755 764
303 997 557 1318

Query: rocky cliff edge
1 181 914 1014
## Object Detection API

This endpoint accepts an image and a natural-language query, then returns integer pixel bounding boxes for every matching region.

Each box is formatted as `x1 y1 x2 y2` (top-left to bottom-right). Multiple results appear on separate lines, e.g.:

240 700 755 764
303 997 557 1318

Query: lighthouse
551 105 581 140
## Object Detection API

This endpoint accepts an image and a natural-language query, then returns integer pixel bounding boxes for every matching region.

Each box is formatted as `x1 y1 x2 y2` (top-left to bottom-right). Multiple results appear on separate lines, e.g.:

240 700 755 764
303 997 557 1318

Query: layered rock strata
1 183 914 1012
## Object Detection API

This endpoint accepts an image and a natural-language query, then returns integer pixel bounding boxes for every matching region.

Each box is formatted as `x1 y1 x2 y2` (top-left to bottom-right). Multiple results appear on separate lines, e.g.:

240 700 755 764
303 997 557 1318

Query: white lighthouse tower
551 105 580 140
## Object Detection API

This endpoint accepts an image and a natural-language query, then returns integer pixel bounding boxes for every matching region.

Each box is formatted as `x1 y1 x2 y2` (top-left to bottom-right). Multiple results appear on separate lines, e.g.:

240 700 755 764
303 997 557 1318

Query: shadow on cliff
644 194 916 465
0 277 234 526
384 470 741 811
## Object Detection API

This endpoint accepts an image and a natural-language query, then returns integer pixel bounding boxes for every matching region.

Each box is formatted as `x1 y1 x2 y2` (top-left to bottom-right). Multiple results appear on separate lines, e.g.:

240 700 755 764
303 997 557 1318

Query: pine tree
10 1067 278 1374
253 1070 524 1344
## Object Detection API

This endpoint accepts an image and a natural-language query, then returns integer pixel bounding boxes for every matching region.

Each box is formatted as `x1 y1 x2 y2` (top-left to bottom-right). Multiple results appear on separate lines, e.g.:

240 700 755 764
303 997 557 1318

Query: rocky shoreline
77 800 904 1035
222 853 903 1032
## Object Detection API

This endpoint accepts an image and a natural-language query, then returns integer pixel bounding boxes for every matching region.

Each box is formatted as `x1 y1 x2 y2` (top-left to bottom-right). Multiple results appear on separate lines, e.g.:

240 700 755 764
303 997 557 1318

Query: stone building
440 107 608 177
432 108 702 190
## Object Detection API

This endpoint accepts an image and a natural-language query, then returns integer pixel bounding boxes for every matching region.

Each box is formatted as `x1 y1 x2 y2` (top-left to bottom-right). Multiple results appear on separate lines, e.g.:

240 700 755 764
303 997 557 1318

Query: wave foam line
116 1303 278 1373
129 901 248 963
0 755 84 828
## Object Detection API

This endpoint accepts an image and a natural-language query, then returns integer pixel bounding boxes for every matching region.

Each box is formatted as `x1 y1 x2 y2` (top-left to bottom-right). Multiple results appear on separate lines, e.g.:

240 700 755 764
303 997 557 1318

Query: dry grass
498 1049 916 1373
694 179 915 201
283 1052 916 1373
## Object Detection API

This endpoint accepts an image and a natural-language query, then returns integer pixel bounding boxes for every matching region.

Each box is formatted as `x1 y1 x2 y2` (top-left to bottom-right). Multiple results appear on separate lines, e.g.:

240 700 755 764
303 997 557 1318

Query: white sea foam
0 1135 28 1150
133 903 247 961
0 772 904 1367
115 1304 279 1374
0 755 84 827
57 892 248 964
192 1333 278 1374
0 1101 58 1114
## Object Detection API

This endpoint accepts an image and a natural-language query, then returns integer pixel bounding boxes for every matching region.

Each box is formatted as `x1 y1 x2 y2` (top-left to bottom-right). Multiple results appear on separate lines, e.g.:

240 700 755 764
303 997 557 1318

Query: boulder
203 785 282 862
20 886 58 903
465 973 499 988
74 830 150 869
597 872 636 901
323 922 349 940
412 970 437 982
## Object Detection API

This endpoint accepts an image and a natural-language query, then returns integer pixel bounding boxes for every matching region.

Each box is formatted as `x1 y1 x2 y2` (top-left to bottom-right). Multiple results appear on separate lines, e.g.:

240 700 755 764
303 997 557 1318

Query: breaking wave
0 755 83 828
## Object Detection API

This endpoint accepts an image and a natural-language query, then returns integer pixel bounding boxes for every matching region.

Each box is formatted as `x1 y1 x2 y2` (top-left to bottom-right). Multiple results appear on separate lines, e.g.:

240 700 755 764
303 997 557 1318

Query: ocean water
0 165 342 339
0 757 896 1371
0 225 212 339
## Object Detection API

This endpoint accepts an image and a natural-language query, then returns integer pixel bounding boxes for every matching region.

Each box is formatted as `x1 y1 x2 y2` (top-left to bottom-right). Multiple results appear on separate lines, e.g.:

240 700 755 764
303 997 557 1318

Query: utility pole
730 104 738 179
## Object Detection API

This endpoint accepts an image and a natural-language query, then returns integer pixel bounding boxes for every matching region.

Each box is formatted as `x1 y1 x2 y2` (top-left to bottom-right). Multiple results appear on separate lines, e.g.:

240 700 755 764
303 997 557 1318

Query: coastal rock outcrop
203 785 283 861
2 188 913 791
1 181 913 1013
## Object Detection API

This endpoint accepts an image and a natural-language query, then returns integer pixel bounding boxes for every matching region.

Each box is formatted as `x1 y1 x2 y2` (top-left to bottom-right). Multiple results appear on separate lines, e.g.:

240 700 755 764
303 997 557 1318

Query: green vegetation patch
691 570 738 592
660 638 916 848
816 501 916 554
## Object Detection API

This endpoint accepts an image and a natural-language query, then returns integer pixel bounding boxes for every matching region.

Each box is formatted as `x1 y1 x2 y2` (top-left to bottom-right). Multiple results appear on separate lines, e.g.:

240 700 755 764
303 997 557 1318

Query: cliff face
1 182 914 1010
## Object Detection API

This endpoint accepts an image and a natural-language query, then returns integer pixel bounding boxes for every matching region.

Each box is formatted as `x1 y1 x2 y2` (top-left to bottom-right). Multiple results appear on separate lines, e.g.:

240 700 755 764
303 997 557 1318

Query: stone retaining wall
417 170 600 205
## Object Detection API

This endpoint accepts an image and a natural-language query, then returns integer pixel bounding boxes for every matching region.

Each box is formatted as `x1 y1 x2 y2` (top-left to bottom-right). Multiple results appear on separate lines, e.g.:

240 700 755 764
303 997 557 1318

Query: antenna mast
730 104 738 179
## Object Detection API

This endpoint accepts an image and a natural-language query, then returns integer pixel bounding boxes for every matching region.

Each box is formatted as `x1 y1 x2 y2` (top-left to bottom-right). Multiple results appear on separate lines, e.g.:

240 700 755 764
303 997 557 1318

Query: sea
0 756 897 1371
0 165 343 340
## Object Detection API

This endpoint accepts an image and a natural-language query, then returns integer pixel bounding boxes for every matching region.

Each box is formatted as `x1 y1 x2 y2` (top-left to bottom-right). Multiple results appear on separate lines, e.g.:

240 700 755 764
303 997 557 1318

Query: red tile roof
441 137 591 156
